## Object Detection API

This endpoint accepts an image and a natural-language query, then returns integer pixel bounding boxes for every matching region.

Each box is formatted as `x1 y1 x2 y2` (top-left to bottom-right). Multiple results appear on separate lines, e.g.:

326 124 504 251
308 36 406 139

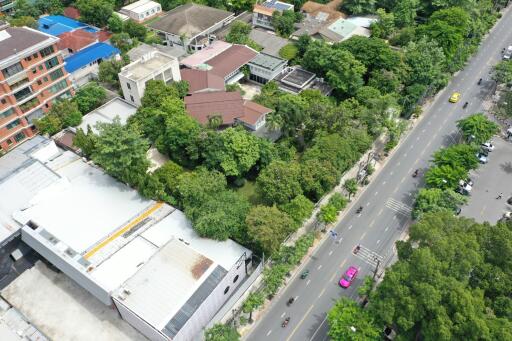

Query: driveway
460 137 512 223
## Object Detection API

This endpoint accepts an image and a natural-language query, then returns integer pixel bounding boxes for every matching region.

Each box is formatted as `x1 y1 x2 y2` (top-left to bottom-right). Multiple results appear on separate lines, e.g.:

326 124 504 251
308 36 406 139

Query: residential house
0 0 15 15
148 3 234 51
252 0 295 30
0 27 73 152
38 15 100 37
120 0 162 23
119 50 181 106
63 6 80 20
248 29 289 57
180 69 225 94
0 137 252 341
248 52 287 84
181 41 258 84
317 18 371 43
291 0 346 39
275 66 332 95
184 91 272 131
127 42 187 62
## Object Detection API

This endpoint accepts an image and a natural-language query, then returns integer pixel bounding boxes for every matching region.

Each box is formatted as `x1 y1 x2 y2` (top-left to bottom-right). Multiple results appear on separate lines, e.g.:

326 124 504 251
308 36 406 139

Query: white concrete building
72 97 137 134
248 53 287 85
252 0 294 31
0 138 251 341
120 0 162 23
119 50 181 106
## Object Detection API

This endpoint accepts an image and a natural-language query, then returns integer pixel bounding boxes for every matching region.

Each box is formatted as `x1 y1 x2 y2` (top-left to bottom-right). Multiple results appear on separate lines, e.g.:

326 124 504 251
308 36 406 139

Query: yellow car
449 92 461 103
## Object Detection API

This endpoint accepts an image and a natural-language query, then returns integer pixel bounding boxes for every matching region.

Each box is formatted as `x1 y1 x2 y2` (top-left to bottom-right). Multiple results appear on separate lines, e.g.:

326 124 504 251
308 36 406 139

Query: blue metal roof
64 43 120 73
38 15 98 36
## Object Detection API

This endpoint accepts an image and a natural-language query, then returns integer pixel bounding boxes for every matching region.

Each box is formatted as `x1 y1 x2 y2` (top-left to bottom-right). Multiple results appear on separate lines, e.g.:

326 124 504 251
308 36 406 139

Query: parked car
476 153 488 164
339 266 358 288
481 142 495 152
503 45 512 60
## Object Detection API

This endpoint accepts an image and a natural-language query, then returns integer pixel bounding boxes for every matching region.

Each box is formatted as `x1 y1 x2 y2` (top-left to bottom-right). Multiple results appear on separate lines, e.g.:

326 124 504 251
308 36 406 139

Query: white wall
114 298 168 341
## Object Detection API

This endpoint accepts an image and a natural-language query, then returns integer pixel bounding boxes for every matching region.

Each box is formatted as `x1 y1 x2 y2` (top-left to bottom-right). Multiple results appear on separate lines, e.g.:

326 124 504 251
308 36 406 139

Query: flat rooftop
74 97 137 134
180 40 232 68
249 52 287 71
120 51 176 81
280 67 316 88
121 0 159 14
0 27 56 62
1 261 145 341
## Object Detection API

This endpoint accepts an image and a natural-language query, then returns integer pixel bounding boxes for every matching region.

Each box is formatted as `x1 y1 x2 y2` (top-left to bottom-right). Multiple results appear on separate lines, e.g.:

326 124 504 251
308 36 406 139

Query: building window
14 132 26 142
39 46 55 57
127 83 131 90
13 87 32 101
223 286 230 295
43 77 49 82
49 68 64 81
2 62 23 78
1 98 6 104
233 275 239 283
38 65 44 71
25 56 32 62
0 108 14 119
45 57 59 70
6 139 12 145
48 79 68 94
130 95 134 102
32 68 37 74
37 79 42 85
6 119 21 130
33 53 38 59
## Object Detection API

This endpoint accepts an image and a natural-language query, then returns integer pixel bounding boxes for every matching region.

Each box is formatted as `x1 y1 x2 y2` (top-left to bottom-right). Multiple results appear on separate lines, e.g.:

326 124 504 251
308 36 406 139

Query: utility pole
373 259 381 281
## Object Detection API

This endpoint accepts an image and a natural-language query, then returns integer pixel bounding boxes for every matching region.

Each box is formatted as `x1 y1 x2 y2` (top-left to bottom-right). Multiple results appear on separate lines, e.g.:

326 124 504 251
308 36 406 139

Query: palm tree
265 112 282 131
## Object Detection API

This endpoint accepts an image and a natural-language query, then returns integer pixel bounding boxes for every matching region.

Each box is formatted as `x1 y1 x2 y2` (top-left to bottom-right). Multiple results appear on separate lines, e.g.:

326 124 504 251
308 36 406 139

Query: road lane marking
309 315 328 341
369 220 375 227
390 171 394 176
376 239 381 244
286 304 315 341
328 250 333 256
317 264 322 270
377 208 383 216
403 153 407 157
374 191 378 196
386 198 412 216
480 205 487 216
267 330 272 336
281 312 286 318
306 279 311 286
382 181 386 185
348 225 352 230
400 177 405 184
318 288 326 298
360 231 367 240
416 137 420 141
393 187 398 194
330 271 337 282
396 161 401 166
366 202 370 206
385 226 389 231
393 215 397 220
339 259 347 268
422 129 426 133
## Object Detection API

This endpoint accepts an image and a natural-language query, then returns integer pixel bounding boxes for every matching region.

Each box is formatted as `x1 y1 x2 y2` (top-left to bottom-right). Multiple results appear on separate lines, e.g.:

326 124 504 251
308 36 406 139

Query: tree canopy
456 114 499 145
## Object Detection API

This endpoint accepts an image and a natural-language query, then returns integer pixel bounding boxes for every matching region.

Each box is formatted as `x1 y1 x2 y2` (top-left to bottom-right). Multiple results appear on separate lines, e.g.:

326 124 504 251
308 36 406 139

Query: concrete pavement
245 5 512 341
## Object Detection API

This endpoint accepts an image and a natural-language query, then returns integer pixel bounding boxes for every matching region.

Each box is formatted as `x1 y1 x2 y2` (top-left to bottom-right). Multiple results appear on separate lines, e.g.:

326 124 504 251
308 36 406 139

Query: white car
476 153 488 164
481 142 495 152
504 45 512 60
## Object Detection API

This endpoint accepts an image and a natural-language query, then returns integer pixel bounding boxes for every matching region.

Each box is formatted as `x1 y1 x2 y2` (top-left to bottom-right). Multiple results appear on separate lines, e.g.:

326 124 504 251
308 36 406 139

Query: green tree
225 20 251 44
98 59 125 88
299 159 338 201
123 19 148 41
186 190 250 240
493 60 512 85
425 164 467 189
242 292 265 322
370 8 395 38
110 32 138 53
76 0 114 27
152 160 183 199
73 126 97 158
7 16 38 28
328 298 380 340
318 204 338 224
176 168 227 208
403 37 447 88
204 323 240 341
34 0 63 14
271 10 300 37
257 160 303 205
13 0 41 17
34 100 82 135
202 128 262 178
296 34 312 57
342 0 376 14
392 0 420 28
107 14 124 33
91 118 150 185
171 80 190 98
343 178 358 199
246 205 295 255
73 83 107 114
34 113 63 136
456 113 499 144
412 188 467 219
280 194 314 228
432 144 479 171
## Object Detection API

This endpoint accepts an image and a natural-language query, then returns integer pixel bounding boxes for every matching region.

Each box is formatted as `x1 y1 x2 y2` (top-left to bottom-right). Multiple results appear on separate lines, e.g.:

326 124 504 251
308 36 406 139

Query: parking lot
460 136 512 223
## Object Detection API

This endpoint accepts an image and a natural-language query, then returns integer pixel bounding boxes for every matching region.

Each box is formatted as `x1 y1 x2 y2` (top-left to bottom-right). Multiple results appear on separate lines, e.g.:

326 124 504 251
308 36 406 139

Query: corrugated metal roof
64 43 120 73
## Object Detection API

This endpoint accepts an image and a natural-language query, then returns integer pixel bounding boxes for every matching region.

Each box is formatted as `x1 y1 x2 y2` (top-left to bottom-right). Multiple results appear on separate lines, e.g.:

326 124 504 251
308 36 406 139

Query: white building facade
120 0 162 23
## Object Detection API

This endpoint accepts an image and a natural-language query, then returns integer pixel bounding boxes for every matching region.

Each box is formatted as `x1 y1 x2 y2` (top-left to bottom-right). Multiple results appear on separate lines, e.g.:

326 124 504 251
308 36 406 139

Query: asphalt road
245 6 512 341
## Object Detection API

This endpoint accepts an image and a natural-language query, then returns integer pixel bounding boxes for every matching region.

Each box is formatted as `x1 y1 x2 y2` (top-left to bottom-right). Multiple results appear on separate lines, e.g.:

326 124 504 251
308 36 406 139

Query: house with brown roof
180 69 225 94
63 7 80 20
181 43 258 84
252 0 295 31
184 91 272 131
57 29 97 58
292 0 347 39
148 3 235 51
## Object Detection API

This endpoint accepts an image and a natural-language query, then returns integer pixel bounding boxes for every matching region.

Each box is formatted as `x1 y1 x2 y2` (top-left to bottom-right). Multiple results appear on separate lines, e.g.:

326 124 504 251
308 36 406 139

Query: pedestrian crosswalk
353 245 384 268
385 198 412 216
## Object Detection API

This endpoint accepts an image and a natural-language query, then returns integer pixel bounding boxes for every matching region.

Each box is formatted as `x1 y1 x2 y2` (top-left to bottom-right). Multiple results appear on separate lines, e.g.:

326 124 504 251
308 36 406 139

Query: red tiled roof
96 30 112 42
207 45 258 78
241 100 272 126
253 4 275 16
57 29 96 53
63 7 80 20
180 69 225 93
184 91 271 127
185 91 244 125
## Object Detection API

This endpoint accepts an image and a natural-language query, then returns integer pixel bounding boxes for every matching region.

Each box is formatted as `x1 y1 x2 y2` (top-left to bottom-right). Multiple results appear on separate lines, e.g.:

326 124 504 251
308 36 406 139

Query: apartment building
0 27 73 152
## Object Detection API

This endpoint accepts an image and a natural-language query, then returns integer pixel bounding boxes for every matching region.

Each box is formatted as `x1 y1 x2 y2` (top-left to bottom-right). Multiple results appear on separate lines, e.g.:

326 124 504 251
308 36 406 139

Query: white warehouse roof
73 97 137 134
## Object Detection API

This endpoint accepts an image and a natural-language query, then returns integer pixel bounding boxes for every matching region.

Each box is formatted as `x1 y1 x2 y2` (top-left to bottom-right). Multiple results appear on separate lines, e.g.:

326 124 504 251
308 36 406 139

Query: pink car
339 266 358 288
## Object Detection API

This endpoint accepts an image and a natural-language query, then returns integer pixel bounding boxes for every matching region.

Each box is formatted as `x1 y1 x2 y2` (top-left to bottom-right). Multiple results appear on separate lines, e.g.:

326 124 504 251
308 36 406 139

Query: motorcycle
287 297 295 306
478 78 482 85
463 102 469 109
300 270 309 279
282 317 290 328
356 206 363 214
412 169 419 178
354 245 361 254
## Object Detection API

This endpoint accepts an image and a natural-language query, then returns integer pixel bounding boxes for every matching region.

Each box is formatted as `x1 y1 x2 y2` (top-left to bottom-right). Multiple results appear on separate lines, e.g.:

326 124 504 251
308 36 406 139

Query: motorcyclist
413 169 419 177
463 102 469 108
282 317 290 327
288 297 295 305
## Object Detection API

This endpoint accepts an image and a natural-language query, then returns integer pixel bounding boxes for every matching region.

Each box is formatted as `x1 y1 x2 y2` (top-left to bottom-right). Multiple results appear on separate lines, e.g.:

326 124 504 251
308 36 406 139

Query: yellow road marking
84 202 163 259
286 304 315 341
